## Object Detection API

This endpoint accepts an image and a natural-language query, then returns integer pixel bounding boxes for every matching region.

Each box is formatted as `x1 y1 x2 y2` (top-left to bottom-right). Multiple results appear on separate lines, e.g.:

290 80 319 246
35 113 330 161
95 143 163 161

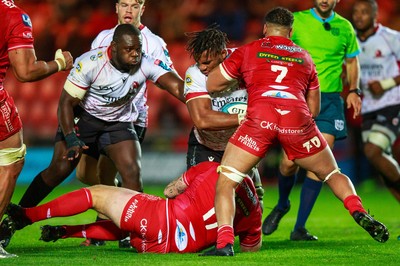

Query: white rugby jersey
67 47 170 122
184 50 248 150
358 24 400 114
91 24 174 127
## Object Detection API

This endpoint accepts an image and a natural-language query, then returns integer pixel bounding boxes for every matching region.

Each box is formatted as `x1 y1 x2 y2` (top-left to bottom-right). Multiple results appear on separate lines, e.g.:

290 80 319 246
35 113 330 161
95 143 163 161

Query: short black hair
113 24 141 43
185 25 229 62
355 0 378 14
264 7 294 28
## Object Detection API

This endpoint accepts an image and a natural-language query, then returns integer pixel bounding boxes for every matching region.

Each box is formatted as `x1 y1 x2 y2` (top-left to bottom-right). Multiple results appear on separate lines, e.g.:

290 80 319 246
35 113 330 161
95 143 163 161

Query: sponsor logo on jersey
175 220 188 251
334 119 345 131
158 229 163 244
76 62 82 73
21 14 32 27
154 59 172 71
2 0 16 8
140 219 148 251
124 198 139 223
331 28 340 36
208 156 215 162
257 52 304 64
211 96 247 109
275 44 303 53
185 74 192 86
22 32 32 39
302 136 322 153
221 102 247 115
90 52 103 61
238 134 260 151
46 208 51 219
260 121 304 135
262 90 297 99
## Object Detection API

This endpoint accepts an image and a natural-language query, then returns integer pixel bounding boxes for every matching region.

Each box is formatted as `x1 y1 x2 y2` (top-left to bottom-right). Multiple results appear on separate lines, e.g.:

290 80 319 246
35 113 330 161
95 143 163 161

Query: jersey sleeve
66 52 95 90
141 54 172 84
184 65 210 102
345 21 360 58
7 12 34 51
220 48 245 80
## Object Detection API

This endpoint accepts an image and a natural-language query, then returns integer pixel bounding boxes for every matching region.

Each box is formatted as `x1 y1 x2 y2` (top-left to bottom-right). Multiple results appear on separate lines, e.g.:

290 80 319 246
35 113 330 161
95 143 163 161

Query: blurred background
5 0 400 185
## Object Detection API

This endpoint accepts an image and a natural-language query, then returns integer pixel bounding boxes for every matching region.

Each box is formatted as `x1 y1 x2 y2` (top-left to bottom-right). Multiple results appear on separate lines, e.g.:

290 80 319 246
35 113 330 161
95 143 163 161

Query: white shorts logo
335 119 345 131
174 220 188 251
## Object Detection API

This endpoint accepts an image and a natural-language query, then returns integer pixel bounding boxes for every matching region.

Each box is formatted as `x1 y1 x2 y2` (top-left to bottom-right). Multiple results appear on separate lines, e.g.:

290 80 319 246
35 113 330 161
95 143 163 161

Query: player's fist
54 49 73 71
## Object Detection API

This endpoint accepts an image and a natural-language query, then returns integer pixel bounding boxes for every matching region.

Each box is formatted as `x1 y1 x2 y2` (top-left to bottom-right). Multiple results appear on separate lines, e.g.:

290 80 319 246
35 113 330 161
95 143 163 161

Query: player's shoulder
185 64 202 77
141 53 172 72
2 2 31 26
378 24 400 39
75 47 108 71
333 12 353 28
141 25 167 46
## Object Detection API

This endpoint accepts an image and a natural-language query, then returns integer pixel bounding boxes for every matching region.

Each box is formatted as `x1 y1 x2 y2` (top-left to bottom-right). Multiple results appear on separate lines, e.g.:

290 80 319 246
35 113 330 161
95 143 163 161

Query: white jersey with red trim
183 49 247 150
67 47 170 122
91 24 174 127
358 24 400 114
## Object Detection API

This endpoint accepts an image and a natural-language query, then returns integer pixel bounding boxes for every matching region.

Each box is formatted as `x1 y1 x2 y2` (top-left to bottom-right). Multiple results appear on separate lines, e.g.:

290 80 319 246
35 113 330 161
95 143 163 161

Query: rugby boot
352 211 389 243
262 205 290 235
200 243 234 256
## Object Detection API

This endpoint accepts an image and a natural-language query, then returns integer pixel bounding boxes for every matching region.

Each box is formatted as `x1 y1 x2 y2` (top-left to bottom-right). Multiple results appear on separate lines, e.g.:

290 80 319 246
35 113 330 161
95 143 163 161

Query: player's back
167 162 261 253
223 36 317 108
167 162 219 252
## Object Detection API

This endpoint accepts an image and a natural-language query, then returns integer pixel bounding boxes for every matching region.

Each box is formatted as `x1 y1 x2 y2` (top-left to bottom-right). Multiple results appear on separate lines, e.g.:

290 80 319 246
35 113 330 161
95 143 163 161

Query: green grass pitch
2 182 400 265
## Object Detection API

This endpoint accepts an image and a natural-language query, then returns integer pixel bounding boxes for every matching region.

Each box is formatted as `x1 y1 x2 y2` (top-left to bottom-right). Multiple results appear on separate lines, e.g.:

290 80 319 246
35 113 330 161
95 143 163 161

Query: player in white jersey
76 0 178 188
352 0 400 207
183 27 264 208
0 24 185 249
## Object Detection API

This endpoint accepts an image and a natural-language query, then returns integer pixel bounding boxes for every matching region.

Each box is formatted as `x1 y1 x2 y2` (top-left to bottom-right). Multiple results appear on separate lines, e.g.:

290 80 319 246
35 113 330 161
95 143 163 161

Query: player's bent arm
57 84 85 136
206 64 236 93
9 48 73 82
187 97 240 130
155 72 186 103
240 239 262 252
305 89 320 118
164 175 188 198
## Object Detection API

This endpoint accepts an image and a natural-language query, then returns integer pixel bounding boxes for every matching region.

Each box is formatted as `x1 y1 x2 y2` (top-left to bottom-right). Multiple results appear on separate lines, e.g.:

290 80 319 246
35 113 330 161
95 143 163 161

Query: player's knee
217 165 246 183
366 131 392 155
322 168 341 183
0 144 26 166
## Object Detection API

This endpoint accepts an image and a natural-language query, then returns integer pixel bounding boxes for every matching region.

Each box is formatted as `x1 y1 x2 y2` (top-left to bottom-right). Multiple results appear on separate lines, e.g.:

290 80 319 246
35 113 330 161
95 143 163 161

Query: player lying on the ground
0 161 261 253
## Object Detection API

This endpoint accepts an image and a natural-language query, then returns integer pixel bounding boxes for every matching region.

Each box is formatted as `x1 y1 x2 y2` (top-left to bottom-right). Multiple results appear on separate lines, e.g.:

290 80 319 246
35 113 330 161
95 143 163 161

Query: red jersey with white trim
124 162 262 253
219 36 325 160
0 1 34 96
0 1 33 140
91 24 174 127
221 36 319 110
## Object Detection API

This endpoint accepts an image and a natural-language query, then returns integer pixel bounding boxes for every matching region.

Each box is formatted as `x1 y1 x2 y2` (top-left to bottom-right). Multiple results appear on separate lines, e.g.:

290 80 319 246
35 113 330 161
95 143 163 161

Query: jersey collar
310 8 335 23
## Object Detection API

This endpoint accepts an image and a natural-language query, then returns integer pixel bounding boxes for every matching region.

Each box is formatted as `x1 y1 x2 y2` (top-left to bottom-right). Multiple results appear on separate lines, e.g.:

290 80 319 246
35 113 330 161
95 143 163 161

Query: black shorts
186 128 224 169
55 109 139 158
362 105 400 137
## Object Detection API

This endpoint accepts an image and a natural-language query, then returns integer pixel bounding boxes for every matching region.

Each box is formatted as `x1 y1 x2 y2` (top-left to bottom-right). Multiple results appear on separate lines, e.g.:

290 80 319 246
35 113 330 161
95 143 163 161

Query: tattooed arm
163 175 188 199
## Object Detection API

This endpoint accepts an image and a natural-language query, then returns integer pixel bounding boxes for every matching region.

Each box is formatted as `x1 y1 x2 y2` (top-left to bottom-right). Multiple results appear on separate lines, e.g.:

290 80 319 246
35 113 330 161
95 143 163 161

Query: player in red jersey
202 7 389 256
0 0 73 258
2 161 261 254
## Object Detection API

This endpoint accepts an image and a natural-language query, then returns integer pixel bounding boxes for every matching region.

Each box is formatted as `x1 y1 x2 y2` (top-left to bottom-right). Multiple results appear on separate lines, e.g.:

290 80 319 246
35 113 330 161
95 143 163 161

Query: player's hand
368 80 385 97
346 93 362 119
63 132 88 160
54 49 73 71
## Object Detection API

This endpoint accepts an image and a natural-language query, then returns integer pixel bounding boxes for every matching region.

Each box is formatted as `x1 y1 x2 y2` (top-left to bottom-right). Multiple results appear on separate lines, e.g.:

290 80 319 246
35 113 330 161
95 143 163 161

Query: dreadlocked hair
185 25 229 62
